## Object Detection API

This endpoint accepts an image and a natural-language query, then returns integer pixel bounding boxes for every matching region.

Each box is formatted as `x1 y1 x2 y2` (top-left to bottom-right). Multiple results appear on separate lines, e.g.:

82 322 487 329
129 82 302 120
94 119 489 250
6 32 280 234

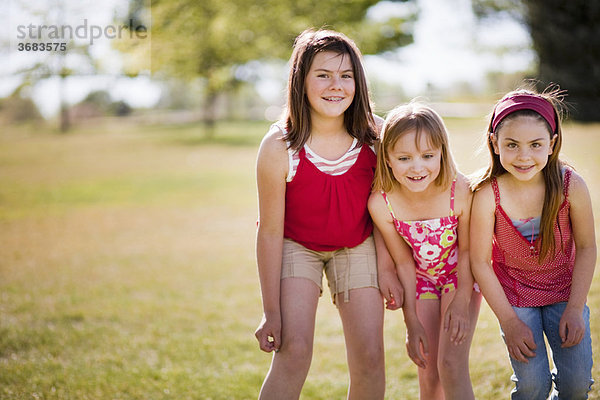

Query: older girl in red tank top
471 86 595 399
254 29 397 400
369 102 481 400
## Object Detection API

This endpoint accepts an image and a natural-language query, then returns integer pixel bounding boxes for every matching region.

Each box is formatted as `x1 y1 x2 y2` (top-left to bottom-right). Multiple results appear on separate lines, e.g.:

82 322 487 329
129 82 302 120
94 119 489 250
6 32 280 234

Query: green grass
1 118 599 399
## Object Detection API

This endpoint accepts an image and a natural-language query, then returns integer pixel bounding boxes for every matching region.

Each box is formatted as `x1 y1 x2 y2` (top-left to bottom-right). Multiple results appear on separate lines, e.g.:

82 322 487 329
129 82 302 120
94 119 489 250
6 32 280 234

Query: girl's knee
553 353 593 397
512 372 552 399
279 337 313 369
419 365 440 387
554 373 594 398
352 342 384 373
437 354 466 382
437 344 472 379
438 350 465 370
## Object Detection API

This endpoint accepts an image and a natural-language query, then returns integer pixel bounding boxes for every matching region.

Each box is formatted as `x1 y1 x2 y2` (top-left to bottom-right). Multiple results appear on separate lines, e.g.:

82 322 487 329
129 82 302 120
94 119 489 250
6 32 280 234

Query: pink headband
491 94 557 134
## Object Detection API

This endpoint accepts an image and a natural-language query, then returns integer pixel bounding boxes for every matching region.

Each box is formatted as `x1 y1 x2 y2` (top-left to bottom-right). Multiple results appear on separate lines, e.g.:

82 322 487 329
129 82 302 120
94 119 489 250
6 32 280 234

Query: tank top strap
380 191 399 222
449 178 457 216
286 144 304 182
563 167 572 198
298 146 306 159
490 177 501 206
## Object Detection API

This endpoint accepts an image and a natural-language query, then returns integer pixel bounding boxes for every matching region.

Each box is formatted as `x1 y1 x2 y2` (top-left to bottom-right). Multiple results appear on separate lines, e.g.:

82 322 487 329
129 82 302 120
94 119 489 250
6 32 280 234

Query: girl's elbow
257 222 284 240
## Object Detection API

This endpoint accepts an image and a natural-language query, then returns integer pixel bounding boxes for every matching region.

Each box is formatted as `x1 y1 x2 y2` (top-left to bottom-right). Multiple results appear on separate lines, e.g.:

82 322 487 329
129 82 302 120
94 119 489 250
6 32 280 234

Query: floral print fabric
381 179 458 299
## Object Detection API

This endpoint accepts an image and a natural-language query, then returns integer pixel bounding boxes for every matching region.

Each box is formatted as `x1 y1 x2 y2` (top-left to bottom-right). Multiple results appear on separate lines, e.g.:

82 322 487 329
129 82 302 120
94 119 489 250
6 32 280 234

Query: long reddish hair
472 85 568 261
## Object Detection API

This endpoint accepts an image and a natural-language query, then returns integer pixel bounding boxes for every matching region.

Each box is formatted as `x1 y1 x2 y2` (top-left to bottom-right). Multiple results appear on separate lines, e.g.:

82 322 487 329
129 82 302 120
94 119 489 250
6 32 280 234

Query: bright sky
1 0 533 118
365 0 533 93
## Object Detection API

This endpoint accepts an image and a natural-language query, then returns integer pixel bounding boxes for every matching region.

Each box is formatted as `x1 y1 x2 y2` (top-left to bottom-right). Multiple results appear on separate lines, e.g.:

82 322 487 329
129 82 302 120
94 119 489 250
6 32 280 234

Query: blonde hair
471 85 567 261
373 102 457 193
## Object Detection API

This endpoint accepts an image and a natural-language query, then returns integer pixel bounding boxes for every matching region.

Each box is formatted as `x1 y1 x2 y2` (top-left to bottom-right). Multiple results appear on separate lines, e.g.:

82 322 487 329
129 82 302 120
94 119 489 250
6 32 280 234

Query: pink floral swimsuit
381 179 458 299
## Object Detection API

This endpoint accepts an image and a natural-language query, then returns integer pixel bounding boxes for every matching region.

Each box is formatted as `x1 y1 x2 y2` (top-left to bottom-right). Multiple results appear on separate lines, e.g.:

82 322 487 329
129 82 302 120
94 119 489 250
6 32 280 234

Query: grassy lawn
1 117 599 399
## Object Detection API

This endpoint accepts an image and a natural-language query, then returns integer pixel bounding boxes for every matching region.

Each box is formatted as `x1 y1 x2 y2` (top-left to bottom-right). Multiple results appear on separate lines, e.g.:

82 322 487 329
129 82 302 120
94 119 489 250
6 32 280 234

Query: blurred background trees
472 0 600 121
144 0 416 135
2 0 599 131
4 0 104 132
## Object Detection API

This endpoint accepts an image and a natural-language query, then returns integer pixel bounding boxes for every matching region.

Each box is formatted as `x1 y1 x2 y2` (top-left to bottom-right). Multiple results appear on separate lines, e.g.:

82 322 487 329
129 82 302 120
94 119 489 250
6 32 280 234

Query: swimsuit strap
449 178 457 217
490 177 501 206
563 168 572 198
380 191 398 222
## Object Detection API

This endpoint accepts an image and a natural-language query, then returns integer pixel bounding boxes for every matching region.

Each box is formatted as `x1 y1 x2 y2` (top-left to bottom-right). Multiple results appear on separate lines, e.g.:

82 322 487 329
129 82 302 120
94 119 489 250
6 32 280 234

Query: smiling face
386 130 442 192
304 51 355 120
492 116 557 182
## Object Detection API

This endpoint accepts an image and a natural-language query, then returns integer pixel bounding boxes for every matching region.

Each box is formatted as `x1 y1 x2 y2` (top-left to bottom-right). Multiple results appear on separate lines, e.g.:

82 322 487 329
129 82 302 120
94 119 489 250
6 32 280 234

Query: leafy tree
126 0 416 134
0 94 43 124
8 0 105 132
473 0 600 121
74 90 133 117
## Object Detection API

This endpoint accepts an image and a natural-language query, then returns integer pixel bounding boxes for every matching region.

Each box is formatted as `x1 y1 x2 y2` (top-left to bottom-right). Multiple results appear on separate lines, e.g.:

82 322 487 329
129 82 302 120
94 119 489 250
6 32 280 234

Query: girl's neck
395 180 439 202
310 114 348 139
503 170 545 190
307 117 354 159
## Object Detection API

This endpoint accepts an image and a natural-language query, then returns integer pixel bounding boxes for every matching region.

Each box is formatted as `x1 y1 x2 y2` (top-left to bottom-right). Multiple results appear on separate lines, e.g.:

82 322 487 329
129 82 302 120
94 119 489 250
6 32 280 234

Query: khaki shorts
281 235 379 304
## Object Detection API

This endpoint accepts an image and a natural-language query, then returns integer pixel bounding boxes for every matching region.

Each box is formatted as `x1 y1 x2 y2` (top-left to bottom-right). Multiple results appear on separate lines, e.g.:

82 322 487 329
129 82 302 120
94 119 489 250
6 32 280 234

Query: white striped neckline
286 139 365 182
304 138 358 164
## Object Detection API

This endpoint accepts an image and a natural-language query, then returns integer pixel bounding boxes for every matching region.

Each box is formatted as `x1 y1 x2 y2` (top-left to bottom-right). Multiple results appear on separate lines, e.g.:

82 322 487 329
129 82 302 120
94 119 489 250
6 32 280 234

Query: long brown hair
373 102 457 193
472 85 567 261
282 28 377 151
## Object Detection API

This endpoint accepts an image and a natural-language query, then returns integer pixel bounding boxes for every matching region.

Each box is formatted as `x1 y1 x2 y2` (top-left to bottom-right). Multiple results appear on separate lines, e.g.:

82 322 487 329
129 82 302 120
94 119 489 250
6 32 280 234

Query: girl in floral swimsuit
382 179 459 300
369 102 481 400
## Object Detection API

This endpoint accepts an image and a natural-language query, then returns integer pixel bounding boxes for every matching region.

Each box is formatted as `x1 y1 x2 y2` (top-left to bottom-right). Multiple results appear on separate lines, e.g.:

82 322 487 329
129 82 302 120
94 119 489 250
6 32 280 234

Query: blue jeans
501 302 593 399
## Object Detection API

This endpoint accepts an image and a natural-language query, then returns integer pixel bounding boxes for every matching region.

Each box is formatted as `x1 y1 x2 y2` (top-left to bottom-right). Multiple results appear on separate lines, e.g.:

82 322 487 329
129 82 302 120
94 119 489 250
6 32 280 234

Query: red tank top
284 144 376 251
491 168 575 307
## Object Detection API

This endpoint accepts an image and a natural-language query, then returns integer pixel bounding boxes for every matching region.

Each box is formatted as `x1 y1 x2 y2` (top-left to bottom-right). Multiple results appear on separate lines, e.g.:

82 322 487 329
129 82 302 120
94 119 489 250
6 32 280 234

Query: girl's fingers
410 350 426 369
443 311 450 332
421 335 429 357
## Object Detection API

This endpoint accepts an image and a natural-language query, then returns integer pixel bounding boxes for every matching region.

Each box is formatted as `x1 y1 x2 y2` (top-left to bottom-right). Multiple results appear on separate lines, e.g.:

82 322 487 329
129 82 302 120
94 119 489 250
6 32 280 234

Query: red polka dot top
491 168 575 307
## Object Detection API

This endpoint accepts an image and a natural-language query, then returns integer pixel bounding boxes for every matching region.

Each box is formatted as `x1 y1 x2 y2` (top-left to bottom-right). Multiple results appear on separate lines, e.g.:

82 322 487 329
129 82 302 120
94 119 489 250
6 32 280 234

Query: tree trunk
527 0 600 121
59 75 70 133
203 90 217 138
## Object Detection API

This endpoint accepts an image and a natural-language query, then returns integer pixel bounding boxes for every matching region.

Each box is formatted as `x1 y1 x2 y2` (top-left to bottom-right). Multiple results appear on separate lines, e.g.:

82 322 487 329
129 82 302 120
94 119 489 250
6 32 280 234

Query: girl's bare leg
259 278 320 400
338 287 385 400
437 290 482 400
416 299 444 400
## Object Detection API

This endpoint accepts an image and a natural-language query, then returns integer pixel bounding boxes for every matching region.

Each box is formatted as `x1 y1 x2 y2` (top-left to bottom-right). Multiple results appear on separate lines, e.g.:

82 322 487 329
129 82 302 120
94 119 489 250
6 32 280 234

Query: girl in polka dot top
470 86 595 399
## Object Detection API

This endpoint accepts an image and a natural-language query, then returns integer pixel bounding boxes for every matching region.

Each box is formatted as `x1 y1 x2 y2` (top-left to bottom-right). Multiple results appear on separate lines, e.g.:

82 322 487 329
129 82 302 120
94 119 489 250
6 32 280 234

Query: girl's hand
501 316 536 363
379 269 404 310
405 320 429 369
559 306 585 348
255 313 281 353
443 295 470 345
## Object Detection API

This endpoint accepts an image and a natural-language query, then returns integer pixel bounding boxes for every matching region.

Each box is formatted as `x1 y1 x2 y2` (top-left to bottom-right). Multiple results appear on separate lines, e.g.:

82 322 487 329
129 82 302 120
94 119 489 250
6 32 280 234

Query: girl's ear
548 134 558 155
491 133 500 155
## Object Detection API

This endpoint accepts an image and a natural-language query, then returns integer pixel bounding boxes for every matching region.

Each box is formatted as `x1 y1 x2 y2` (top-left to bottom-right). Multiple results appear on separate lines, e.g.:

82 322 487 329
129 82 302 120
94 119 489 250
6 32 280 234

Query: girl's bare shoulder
452 173 474 215
259 124 287 152
257 124 289 177
454 173 473 196
368 189 386 212
368 189 396 225
471 178 496 211
566 168 591 203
